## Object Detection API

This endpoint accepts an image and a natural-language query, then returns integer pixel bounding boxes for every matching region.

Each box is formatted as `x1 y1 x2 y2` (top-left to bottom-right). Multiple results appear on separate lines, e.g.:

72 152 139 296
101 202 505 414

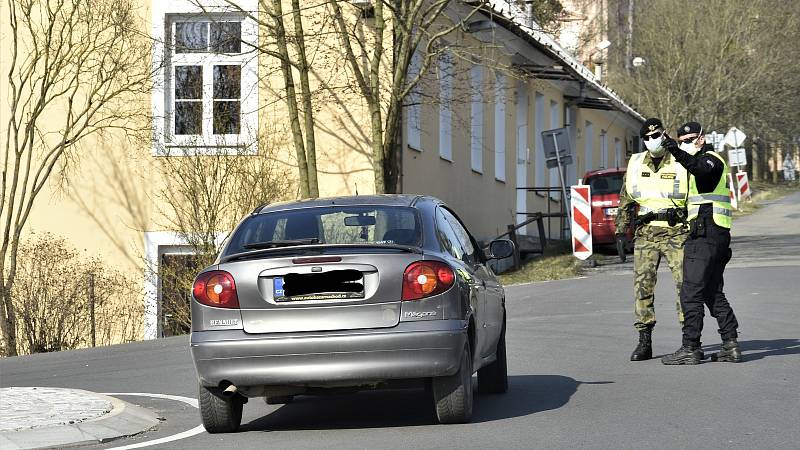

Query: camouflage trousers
632 227 688 331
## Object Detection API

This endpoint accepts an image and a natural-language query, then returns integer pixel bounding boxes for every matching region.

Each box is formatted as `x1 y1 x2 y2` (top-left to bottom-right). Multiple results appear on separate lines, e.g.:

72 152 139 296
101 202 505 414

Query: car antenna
354 182 359 196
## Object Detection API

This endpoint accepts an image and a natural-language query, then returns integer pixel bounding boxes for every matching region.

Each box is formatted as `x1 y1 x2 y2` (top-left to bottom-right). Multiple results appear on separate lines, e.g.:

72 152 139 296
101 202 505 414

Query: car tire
432 342 473 424
478 319 508 394
198 384 243 433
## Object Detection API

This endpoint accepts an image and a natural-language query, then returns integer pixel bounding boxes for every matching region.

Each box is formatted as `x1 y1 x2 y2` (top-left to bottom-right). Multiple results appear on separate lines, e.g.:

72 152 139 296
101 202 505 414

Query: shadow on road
702 338 800 362
241 375 612 431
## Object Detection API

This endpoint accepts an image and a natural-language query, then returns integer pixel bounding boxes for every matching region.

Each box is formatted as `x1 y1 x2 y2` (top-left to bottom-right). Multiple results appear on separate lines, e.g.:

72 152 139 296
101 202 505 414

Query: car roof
584 167 626 178
254 194 436 214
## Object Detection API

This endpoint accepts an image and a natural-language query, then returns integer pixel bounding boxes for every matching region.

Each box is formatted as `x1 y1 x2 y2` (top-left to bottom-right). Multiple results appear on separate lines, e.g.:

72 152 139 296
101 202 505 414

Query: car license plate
273 275 365 302
273 277 286 298
604 207 618 216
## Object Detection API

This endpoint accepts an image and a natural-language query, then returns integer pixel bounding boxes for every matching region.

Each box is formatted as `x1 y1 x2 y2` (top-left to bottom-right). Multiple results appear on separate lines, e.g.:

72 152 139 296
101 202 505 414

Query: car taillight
402 261 456 301
193 270 239 308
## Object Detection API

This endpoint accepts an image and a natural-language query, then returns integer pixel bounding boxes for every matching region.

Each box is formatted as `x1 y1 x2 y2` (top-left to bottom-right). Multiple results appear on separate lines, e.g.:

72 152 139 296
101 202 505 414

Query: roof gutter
470 0 644 123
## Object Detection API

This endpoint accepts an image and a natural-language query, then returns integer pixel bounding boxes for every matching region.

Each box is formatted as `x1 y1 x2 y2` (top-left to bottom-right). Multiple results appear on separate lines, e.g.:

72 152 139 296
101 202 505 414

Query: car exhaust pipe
222 383 238 397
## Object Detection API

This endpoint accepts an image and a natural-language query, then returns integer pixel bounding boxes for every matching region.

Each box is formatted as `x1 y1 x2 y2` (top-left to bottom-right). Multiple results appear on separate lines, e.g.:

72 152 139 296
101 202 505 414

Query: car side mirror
488 239 515 260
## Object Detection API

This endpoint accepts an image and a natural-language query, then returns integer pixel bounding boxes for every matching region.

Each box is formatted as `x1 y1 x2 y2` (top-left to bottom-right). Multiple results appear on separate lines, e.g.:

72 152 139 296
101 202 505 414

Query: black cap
640 118 664 138
677 121 702 137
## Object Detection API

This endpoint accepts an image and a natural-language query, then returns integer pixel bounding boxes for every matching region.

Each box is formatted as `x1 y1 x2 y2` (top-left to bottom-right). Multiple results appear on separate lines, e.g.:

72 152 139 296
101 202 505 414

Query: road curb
0 390 160 450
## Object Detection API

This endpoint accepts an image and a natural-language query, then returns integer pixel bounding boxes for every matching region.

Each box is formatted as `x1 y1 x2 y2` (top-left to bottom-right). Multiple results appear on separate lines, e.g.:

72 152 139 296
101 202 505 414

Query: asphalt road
2 192 799 450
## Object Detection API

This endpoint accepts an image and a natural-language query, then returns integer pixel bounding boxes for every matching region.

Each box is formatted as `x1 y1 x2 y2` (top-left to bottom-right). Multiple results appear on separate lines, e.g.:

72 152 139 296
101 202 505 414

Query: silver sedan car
190 195 513 432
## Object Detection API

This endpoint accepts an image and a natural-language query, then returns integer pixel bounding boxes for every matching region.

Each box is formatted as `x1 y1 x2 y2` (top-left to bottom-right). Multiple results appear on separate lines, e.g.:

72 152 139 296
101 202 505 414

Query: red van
582 168 634 257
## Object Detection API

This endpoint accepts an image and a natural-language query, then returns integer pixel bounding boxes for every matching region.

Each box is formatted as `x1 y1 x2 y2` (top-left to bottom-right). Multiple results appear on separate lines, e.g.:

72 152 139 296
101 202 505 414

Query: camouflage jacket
616 152 689 240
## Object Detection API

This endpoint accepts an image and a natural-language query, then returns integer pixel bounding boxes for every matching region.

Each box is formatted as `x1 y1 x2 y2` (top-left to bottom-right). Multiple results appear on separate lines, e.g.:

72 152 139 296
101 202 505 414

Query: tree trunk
751 142 759 182
290 0 319 198
772 142 779 184
271 0 310 198
0 282 19 356
369 0 386 195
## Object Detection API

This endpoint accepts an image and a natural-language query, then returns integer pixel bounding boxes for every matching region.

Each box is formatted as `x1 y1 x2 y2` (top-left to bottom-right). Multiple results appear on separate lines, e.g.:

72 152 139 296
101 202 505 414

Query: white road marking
102 392 204 449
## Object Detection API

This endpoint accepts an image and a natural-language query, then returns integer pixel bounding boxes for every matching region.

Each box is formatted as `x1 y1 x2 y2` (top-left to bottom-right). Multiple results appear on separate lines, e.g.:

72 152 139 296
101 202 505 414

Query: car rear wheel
478 318 508 394
199 384 243 433
432 342 473 424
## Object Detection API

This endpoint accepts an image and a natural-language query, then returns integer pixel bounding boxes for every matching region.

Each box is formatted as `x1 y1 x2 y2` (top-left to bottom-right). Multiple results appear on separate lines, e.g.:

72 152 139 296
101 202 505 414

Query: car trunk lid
222 248 419 333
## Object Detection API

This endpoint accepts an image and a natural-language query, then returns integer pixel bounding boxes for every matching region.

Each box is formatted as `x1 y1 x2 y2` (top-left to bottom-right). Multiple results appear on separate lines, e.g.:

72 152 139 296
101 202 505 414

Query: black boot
661 343 703 365
711 338 742 362
630 329 652 361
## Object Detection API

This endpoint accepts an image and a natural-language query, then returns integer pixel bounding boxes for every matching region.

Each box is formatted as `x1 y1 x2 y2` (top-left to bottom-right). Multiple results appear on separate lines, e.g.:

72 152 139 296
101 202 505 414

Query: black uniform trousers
680 212 739 346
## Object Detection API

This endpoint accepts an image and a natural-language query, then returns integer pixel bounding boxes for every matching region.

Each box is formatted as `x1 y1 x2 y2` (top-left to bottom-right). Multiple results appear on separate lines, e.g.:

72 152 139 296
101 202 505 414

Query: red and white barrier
736 172 751 200
571 185 592 260
728 173 738 210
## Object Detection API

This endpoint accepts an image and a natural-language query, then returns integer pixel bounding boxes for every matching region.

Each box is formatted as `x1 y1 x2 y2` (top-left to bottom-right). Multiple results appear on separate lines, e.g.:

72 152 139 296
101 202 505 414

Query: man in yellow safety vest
661 121 740 365
616 118 689 361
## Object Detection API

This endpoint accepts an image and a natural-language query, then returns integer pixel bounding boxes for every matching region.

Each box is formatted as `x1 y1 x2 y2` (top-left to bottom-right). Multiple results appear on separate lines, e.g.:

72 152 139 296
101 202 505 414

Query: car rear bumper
592 221 616 244
190 319 468 388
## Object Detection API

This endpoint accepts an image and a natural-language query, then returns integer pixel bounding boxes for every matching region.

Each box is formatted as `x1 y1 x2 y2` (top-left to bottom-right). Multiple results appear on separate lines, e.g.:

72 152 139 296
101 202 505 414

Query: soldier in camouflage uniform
616 118 689 361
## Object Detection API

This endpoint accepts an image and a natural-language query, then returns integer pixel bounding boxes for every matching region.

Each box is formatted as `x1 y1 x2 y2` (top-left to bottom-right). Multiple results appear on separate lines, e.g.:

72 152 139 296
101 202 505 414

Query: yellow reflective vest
625 152 688 228
687 151 732 229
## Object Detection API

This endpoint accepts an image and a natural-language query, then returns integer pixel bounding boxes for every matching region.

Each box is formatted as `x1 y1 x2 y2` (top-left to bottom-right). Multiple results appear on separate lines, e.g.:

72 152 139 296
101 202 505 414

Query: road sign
728 147 747 166
728 173 738 210
542 127 574 225
706 131 725 152
570 185 592 260
736 172 752 200
542 127 574 168
724 127 747 148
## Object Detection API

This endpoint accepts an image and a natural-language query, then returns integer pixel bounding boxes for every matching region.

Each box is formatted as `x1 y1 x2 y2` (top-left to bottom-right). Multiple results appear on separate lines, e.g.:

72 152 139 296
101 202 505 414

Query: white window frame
470 64 484 173
152 1 259 156
584 120 594 172
494 73 506 182
549 100 561 199
438 51 454 161
600 131 608 169
534 92 545 186
406 50 422 151
143 231 228 339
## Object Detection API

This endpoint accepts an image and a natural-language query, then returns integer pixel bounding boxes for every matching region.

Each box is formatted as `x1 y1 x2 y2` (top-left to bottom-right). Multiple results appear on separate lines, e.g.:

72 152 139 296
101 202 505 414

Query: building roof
474 0 645 123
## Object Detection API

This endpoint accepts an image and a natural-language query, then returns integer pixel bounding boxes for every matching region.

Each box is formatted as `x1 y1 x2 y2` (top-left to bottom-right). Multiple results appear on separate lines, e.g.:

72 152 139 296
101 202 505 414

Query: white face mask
679 140 700 155
644 136 664 153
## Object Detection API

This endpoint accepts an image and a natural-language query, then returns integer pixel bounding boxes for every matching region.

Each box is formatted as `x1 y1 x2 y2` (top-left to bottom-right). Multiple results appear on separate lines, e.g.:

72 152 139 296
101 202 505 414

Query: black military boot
661 343 703 365
711 338 742 362
630 329 652 361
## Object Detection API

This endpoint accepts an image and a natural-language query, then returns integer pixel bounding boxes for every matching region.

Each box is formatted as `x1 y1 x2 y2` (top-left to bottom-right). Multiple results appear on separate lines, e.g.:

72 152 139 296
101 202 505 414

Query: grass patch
497 242 583 285
733 180 800 217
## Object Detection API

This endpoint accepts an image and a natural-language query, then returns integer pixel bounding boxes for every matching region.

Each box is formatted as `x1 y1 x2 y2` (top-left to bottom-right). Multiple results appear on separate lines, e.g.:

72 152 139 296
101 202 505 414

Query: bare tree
190 0 322 198
1 0 153 356
12 233 143 355
605 0 800 143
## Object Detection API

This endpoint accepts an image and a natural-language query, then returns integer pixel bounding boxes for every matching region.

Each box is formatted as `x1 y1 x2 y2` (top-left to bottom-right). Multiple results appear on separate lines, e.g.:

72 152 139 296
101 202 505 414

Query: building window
153 3 258 155
470 64 484 173
615 137 622 167
406 50 422 151
534 93 545 186
584 120 594 172
494 73 506 182
600 131 608 169
438 51 454 161
549 100 560 200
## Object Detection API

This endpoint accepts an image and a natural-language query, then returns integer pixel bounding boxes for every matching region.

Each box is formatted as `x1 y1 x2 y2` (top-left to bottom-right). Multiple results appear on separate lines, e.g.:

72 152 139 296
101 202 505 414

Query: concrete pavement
0 387 160 449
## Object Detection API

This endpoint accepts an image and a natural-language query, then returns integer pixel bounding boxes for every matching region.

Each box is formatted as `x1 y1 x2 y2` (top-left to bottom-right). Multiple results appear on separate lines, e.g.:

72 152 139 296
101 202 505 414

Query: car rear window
588 173 624 196
224 206 422 255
